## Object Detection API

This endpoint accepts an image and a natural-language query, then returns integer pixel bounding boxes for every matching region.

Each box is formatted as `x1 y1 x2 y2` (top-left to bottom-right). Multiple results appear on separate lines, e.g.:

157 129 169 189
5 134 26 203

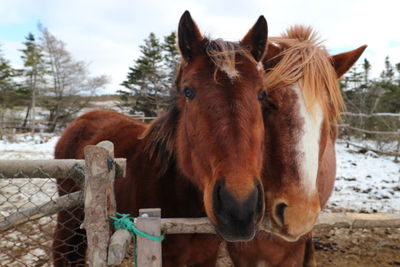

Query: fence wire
0 170 84 267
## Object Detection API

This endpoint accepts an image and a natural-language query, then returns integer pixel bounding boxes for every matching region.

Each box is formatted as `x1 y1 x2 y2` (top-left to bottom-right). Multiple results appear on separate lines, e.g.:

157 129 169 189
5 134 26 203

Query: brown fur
52 12 268 266
227 26 366 266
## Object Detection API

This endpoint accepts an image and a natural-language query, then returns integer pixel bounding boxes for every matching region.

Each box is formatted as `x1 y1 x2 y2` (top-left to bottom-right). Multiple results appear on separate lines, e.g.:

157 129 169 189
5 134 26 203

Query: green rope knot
110 212 164 242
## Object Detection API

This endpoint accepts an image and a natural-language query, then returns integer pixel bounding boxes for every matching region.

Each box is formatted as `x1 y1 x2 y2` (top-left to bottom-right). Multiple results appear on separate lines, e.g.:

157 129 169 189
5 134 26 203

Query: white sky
1 0 399 94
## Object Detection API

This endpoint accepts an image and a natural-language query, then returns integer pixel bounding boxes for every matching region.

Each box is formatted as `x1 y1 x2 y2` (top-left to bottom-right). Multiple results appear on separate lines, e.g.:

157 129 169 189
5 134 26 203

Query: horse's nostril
274 202 288 226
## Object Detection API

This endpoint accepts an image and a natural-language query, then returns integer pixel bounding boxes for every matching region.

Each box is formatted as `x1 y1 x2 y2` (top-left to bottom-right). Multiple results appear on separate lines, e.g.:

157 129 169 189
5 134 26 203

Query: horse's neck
141 107 179 173
138 108 206 218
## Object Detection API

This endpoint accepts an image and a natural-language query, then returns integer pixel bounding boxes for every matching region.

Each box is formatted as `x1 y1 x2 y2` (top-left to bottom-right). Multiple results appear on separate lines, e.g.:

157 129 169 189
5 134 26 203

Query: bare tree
39 26 109 132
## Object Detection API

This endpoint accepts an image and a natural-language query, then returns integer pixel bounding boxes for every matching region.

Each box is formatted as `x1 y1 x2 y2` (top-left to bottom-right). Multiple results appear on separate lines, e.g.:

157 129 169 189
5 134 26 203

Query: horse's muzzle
212 179 264 242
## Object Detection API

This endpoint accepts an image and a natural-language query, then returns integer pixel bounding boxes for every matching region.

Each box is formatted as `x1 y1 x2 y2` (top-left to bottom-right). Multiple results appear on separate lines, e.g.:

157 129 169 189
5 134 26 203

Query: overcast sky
1 0 399 94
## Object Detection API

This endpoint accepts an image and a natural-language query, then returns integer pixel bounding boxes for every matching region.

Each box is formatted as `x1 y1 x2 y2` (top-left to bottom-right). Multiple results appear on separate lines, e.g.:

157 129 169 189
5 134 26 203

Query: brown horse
52 11 269 266
226 26 366 266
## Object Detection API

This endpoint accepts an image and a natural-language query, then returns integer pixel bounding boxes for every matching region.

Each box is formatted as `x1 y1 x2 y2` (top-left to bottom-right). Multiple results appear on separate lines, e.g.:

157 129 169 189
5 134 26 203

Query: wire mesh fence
0 171 84 266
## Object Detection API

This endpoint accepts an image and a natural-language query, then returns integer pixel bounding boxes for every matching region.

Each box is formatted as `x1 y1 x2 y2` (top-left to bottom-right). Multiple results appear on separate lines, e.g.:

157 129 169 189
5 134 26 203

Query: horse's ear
178 11 203 61
262 42 282 71
241 16 268 62
330 45 367 78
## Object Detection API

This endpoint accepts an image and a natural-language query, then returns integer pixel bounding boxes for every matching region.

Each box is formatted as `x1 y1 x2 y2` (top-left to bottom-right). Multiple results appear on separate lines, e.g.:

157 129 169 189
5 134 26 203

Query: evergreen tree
395 62 400 86
376 57 400 113
20 33 47 128
119 33 171 116
380 56 394 82
162 32 180 90
0 48 14 92
0 46 20 109
362 58 371 86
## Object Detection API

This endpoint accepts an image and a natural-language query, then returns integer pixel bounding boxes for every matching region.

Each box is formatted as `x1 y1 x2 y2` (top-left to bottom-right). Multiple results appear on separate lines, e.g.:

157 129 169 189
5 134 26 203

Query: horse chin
260 221 305 243
215 224 257 242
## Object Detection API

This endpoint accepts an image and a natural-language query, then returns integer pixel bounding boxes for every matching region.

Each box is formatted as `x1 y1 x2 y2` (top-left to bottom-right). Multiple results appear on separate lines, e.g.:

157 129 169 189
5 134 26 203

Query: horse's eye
184 87 195 100
258 91 267 101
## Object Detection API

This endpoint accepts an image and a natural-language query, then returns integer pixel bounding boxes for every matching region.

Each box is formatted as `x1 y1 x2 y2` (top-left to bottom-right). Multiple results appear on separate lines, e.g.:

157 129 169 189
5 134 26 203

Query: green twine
109 212 164 266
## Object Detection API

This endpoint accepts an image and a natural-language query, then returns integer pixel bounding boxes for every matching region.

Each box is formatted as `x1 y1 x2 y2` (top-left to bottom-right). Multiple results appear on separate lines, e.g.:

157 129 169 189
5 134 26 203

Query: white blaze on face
292 83 324 195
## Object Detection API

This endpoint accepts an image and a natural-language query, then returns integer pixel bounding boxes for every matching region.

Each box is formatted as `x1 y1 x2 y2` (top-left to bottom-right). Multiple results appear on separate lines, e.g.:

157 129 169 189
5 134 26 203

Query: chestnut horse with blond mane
53 11 270 266
226 26 366 266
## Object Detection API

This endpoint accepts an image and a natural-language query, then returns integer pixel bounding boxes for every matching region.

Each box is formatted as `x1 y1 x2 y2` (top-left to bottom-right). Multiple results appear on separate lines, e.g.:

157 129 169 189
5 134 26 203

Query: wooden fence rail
338 124 400 136
0 158 126 179
341 112 400 118
0 191 83 232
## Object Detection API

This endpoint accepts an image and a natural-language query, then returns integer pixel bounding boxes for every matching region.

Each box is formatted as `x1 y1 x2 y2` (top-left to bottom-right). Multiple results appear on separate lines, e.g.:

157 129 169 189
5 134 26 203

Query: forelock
206 39 256 80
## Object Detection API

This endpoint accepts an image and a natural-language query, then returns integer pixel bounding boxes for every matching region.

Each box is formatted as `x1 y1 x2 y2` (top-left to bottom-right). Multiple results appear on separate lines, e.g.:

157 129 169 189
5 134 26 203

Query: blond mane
206 39 258 79
265 25 344 124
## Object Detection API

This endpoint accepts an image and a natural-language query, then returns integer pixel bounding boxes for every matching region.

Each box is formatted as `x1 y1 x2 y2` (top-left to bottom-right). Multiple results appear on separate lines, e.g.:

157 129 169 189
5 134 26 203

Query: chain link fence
0 164 85 266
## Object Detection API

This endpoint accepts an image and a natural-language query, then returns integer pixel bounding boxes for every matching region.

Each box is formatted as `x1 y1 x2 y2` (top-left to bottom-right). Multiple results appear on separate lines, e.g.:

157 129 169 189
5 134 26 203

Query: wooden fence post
107 229 132 265
395 131 400 163
83 141 117 267
137 208 162 267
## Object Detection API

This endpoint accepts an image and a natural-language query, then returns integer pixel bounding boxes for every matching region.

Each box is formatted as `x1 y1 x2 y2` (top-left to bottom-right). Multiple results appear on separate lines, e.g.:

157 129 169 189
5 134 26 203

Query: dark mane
141 105 180 174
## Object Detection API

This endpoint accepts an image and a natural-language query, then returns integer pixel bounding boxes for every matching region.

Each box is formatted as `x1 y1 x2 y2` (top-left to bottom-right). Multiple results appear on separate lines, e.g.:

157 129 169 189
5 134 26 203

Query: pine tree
362 58 371 86
20 33 47 129
162 32 180 91
395 63 400 86
0 46 19 109
380 56 394 82
119 33 170 116
377 58 400 113
0 49 14 92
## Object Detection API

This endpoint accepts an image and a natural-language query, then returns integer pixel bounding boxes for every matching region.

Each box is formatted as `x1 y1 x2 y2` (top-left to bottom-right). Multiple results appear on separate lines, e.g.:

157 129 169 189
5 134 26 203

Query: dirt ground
313 227 400 267
1 221 399 266
216 227 400 267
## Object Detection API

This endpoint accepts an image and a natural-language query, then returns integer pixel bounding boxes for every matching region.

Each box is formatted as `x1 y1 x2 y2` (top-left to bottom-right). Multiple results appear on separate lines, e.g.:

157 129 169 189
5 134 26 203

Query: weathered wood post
83 141 117 267
395 130 400 163
107 228 132 265
136 208 162 267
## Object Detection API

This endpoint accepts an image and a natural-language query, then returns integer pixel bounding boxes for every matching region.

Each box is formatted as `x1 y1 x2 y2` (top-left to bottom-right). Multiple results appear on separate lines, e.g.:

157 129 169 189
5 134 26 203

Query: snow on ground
0 134 59 160
327 141 399 213
0 134 399 213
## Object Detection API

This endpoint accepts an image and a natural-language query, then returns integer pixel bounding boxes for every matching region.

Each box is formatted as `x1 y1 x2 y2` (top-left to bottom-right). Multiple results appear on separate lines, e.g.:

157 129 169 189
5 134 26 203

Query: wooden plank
137 208 162 267
315 212 400 229
0 158 126 179
83 141 116 267
0 191 82 233
161 217 216 234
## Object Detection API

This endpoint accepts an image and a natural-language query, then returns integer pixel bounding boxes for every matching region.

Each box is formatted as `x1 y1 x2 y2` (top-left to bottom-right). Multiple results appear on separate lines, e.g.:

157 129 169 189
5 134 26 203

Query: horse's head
260 26 366 241
175 11 268 241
